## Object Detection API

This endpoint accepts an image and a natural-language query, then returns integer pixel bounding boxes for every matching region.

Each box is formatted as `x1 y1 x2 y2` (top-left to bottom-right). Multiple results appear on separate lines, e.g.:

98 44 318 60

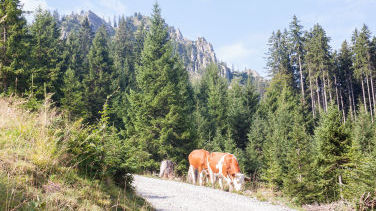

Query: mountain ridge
59 10 264 83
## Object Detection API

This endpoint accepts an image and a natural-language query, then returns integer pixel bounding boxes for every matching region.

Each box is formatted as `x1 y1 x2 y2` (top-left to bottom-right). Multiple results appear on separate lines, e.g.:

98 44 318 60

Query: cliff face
59 11 256 82
169 27 231 79
60 10 115 38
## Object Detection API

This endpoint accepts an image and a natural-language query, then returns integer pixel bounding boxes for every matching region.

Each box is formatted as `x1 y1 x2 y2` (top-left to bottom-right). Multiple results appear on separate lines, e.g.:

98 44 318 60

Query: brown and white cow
188 149 210 186
207 152 245 191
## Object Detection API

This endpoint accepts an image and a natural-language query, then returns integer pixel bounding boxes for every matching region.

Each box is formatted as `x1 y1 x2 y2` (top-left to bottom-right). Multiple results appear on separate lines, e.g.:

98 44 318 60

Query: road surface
133 175 294 211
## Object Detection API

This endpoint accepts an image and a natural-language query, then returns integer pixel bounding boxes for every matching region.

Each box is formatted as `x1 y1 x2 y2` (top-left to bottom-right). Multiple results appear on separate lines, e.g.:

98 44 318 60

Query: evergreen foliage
126 3 195 173
0 0 28 93
29 9 63 100
84 25 114 122
313 104 350 202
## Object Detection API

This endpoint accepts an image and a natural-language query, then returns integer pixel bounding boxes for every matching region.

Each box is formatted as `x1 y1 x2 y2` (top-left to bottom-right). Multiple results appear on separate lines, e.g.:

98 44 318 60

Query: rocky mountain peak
60 10 114 39
59 10 262 83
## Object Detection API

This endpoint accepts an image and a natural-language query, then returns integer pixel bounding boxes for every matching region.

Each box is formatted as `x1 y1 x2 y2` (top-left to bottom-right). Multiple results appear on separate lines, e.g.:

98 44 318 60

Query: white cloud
98 0 127 15
20 0 48 12
217 42 255 63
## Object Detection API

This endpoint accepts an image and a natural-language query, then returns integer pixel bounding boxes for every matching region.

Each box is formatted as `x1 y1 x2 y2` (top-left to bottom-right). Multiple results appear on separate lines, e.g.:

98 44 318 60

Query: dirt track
133 175 294 211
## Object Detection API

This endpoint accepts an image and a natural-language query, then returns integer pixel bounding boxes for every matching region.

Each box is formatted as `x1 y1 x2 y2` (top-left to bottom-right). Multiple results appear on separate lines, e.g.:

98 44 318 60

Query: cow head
232 173 245 191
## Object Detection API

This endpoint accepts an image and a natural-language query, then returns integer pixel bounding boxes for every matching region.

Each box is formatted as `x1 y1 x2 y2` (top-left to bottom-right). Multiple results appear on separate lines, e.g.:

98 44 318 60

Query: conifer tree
29 8 63 100
313 104 350 201
206 64 229 150
305 24 332 114
69 17 93 80
353 25 374 120
61 68 87 120
193 63 228 150
112 16 134 91
245 112 269 175
110 16 135 127
61 18 93 119
126 3 195 172
266 30 293 80
338 40 356 120
283 106 315 204
227 77 258 149
0 0 29 93
84 25 114 122
289 15 306 103
344 105 376 202
261 74 296 189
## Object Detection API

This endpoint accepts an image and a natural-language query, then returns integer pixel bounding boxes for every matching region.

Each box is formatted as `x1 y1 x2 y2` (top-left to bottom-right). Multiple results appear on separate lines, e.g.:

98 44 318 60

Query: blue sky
21 0 376 76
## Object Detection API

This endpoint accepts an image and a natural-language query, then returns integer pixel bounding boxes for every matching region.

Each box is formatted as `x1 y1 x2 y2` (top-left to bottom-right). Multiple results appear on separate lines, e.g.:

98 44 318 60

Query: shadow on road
141 194 169 199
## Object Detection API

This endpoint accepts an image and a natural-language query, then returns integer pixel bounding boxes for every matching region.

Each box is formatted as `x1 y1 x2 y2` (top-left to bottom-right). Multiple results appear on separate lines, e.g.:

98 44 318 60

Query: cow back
188 149 209 171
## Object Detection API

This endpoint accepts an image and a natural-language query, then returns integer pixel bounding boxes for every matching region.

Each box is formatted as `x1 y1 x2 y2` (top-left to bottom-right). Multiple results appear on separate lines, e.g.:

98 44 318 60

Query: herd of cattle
188 149 249 192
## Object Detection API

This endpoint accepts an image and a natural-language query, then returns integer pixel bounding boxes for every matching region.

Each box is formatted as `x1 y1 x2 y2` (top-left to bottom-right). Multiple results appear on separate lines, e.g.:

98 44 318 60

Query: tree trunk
159 160 175 179
309 68 315 117
366 74 373 122
327 72 333 104
340 90 346 123
335 75 340 111
348 89 354 121
350 80 356 120
298 55 305 104
370 70 376 116
361 76 368 114
322 73 328 112
2 26 7 90
316 77 322 113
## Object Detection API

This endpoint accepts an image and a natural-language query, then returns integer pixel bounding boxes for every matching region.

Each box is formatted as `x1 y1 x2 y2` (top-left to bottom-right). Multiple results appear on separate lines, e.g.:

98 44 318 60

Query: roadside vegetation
0 96 151 210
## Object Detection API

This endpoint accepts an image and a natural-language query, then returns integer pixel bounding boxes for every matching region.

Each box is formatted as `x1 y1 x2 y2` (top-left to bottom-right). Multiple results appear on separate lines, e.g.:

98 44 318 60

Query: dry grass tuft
0 96 152 210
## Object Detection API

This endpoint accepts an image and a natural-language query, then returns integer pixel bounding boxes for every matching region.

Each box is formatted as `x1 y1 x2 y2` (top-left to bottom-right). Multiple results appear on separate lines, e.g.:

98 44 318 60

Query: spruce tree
353 25 374 119
305 24 332 114
344 105 376 202
338 40 356 120
261 73 296 189
0 0 29 93
61 18 93 119
68 17 93 81
266 30 293 81
126 3 195 172
289 15 306 102
313 104 350 202
110 16 135 128
29 9 63 100
283 106 315 204
61 68 87 120
83 25 114 122
245 113 269 175
227 77 258 149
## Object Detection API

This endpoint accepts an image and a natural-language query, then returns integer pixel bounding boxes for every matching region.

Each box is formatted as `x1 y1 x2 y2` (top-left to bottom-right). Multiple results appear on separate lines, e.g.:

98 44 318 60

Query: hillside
0 97 151 210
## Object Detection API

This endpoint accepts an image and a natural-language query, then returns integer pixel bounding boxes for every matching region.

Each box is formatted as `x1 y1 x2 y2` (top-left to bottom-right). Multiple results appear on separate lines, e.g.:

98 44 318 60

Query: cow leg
219 177 224 190
189 165 197 184
208 169 215 187
225 176 233 192
199 171 205 186
202 170 208 185
210 173 216 188
188 165 193 183
205 171 209 185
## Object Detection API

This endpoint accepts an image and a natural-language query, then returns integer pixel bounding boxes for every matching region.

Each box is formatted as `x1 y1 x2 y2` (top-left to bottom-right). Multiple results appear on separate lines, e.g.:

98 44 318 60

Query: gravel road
133 175 294 211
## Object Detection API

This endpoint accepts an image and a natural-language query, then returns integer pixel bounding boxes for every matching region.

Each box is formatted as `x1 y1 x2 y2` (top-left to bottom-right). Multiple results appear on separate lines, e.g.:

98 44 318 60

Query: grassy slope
0 96 151 210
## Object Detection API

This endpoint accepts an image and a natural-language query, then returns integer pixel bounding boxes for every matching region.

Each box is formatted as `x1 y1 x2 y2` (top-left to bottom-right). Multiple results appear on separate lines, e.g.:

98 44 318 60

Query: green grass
0 96 152 211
